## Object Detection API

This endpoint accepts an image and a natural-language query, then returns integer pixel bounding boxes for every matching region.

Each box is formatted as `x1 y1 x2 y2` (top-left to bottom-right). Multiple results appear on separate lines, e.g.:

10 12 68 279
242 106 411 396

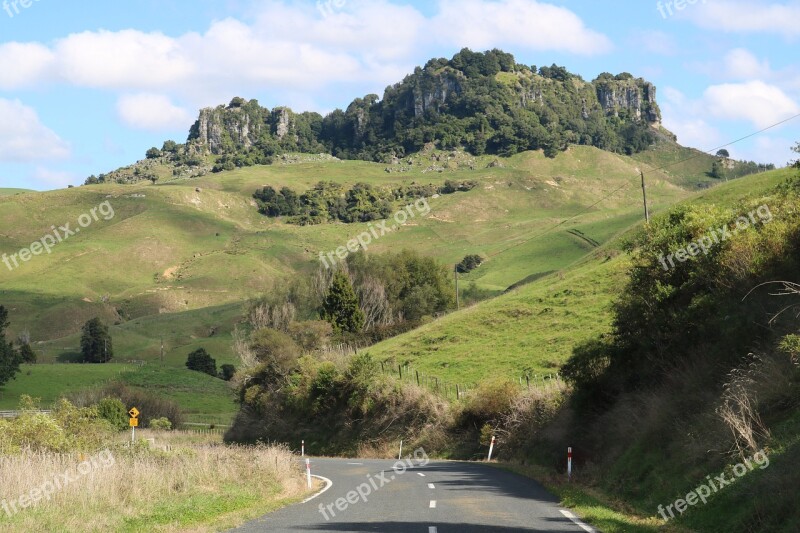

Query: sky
0 0 799 191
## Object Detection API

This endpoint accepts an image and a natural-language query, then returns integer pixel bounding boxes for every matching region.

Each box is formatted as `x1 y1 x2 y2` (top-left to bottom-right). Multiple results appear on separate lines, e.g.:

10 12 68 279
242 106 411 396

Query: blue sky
1 0 799 190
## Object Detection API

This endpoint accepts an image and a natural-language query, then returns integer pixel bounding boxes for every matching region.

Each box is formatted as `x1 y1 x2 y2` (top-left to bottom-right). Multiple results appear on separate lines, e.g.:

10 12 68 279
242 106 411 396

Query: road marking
417 472 426 477
428 483 435 489
429 500 437 508
560 509 595 532
301 475 333 504
429 528 437 533
347 462 363 465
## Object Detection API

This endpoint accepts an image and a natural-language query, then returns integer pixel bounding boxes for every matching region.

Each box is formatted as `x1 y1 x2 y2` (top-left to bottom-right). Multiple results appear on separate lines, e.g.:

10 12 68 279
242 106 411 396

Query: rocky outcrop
594 76 661 125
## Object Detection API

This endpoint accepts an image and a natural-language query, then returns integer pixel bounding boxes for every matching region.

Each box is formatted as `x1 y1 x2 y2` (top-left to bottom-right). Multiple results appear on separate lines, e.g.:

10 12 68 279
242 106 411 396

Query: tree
186 348 217 376
0 306 22 386
716 149 730 158
456 254 483 273
321 271 365 333
145 147 161 159
80 318 113 363
710 160 727 180
18 343 36 364
220 364 236 381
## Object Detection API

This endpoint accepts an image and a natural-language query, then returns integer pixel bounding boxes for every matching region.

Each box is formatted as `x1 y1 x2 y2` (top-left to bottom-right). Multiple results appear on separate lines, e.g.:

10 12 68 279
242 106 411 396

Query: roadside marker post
306 458 312 489
398 440 403 460
567 447 572 481
301 440 305 457
487 436 496 461
129 407 140 443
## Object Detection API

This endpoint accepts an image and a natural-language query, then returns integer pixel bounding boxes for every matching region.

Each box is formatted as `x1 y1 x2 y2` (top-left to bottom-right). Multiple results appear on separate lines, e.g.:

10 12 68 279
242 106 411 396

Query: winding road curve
231 458 595 532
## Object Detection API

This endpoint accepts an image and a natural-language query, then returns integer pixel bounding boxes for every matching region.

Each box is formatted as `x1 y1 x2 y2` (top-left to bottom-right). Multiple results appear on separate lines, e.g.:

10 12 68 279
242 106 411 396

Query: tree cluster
253 180 475 225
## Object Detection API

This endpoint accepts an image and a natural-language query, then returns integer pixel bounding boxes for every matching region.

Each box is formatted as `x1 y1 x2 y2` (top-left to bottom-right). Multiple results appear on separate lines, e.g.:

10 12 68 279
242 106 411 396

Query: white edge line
429 527 438 533
428 483 435 489
417 472 426 477
302 475 333 504
560 509 595 533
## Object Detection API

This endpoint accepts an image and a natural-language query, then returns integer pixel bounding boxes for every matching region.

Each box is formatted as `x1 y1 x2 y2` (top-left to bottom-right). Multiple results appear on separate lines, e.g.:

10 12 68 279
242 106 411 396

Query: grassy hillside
0 145 753 419
367 166 795 385
0 188 33 196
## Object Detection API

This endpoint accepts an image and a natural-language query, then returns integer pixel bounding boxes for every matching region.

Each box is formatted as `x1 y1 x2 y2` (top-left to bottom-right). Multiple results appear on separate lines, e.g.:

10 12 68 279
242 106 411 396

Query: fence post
416 370 420 386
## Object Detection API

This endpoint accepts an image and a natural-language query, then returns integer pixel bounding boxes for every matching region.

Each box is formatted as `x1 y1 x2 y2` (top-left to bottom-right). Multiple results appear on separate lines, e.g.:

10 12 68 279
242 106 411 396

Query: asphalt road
231 458 594 533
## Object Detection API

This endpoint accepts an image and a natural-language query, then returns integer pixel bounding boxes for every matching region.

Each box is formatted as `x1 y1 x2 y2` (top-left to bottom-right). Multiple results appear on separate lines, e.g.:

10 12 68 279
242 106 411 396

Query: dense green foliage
166 49 663 180
456 254 484 273
80 317 113 363
185 347 217 376
253 180 475 225
564 175 800 406
96 397 128 430
0 306 21 386
321 271 365 334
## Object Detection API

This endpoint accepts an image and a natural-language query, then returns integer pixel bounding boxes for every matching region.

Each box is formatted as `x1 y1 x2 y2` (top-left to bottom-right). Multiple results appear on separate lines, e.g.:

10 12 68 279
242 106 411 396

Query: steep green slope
366 166 794 384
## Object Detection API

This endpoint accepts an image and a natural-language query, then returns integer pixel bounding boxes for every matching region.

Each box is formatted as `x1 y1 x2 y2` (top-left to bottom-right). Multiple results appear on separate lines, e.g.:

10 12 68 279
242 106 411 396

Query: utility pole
640 171 650 224
454 264 460 310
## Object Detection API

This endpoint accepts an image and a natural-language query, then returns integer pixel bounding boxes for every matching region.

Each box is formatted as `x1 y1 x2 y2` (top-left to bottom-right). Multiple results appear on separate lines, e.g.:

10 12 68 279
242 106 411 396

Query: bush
456 254 483 273
149 417 172 430
250 328 300 374
186 348 217 376
220 364 236 381
96 397 128 431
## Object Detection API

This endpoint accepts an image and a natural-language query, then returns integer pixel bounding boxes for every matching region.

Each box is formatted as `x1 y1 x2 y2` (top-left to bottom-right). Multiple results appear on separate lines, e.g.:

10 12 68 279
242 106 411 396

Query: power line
486 112 800 259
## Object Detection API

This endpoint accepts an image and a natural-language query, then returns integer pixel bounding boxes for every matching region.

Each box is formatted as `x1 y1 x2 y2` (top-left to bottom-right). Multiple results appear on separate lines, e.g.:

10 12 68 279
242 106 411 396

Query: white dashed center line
417 472 426 477
428 527 438 533
429 500 437 508
428 483 435 489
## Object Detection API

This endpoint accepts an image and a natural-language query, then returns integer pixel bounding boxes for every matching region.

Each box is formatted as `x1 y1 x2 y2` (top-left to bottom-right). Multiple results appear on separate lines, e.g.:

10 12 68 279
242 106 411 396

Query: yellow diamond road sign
129 407 139 418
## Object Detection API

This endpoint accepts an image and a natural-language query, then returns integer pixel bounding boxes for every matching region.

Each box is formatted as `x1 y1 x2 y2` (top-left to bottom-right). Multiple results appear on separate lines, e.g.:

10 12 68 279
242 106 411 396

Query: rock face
189 102 267 154
594 77 660 125
411 70 466 117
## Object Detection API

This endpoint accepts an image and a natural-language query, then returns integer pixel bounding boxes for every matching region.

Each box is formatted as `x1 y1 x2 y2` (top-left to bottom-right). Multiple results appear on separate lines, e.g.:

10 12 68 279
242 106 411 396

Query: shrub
149 417 172 430
220 364 236 381
250 328 300 374
96 397 128 431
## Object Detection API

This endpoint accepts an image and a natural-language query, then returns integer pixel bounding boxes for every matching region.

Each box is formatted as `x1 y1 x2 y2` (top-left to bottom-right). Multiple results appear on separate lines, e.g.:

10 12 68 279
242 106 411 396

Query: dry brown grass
0 429 310 532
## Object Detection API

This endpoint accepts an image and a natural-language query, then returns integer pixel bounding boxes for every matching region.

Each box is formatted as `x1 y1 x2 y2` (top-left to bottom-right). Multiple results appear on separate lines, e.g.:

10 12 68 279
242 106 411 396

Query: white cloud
0 42 54 90
687 0 800 38
0 99 70 163
0 0 611 100
722 48 771 79
30 167 78 189
704 80 800 128
433 0 612 55
117 94 193 131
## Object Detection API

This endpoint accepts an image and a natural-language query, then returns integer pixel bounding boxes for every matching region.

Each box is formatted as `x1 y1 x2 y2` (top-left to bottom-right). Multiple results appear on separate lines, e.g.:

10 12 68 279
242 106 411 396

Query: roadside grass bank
0 407 312 532
491 462 685 533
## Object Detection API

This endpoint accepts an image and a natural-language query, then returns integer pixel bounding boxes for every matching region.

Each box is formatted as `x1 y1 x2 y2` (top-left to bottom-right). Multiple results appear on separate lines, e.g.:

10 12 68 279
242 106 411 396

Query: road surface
232 458 594 532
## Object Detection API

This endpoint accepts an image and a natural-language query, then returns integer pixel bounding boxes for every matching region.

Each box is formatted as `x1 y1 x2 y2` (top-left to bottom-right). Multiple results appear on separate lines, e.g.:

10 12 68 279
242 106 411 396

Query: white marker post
567 447 573 481
301 440 305 457
306 458 312 489
398 440 403 460
487 436 496 461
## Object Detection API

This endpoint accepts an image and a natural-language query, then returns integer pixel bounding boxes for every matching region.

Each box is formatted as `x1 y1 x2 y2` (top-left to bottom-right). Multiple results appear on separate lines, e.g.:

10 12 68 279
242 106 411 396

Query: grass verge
0 429 315 532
